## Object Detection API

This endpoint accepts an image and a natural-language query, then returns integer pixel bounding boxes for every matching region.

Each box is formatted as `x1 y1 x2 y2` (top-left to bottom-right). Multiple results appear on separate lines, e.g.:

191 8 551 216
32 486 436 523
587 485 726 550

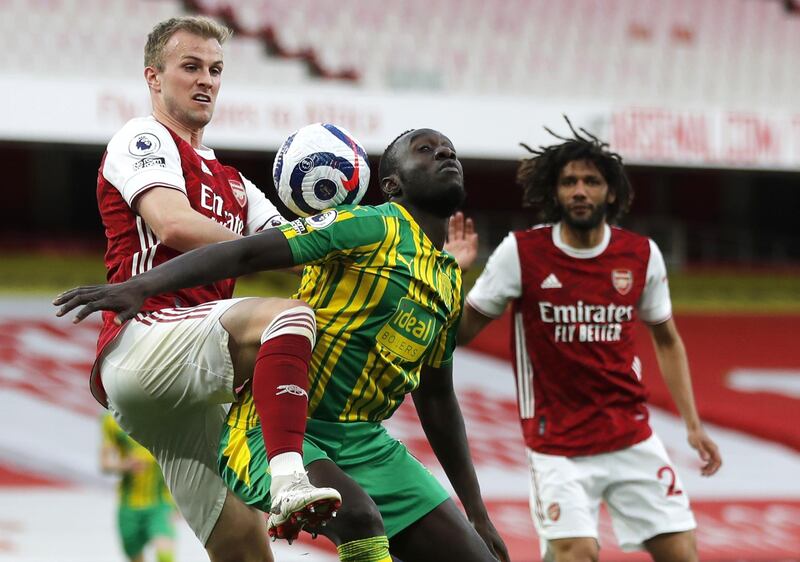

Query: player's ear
607 188 617 205
144 66 161 92
381 175 401 199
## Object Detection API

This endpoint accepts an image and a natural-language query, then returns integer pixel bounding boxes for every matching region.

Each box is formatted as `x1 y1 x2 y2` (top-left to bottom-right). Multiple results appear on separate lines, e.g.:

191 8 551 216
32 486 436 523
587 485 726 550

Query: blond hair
144 16 232 70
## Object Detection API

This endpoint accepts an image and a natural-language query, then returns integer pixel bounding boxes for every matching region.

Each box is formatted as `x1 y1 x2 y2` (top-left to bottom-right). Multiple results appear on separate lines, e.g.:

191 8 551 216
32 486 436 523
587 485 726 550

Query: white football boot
267 471 341 543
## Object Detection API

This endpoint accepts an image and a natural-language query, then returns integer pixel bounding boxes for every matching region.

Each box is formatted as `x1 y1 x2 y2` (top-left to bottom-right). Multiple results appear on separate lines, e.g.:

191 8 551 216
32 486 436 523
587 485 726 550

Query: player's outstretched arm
444 212 478 272
648 318 722 476
54 228 295 324
413 363 509 562
457 303 496 345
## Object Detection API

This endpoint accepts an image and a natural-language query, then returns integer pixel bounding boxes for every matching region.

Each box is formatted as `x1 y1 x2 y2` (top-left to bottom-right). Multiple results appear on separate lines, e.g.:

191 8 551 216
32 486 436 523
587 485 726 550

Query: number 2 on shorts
657 465 683 496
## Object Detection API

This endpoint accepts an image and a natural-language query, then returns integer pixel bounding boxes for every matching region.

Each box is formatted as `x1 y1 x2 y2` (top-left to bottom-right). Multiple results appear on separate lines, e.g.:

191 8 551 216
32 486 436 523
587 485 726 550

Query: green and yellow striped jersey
101 414 172 509
227 202 462 427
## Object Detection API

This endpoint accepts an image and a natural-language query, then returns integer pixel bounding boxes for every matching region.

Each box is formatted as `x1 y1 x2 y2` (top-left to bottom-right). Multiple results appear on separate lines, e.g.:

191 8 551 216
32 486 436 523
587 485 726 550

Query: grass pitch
2 253 799 313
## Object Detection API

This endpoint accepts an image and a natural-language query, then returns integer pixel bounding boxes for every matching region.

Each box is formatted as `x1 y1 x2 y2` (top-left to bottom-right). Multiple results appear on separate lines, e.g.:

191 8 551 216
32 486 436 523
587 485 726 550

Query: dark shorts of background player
219 417 450 537
117 503 175 558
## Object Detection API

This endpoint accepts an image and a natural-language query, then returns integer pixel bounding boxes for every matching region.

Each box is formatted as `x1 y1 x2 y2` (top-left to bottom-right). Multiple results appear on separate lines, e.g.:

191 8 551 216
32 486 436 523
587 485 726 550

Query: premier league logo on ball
273 123 370 217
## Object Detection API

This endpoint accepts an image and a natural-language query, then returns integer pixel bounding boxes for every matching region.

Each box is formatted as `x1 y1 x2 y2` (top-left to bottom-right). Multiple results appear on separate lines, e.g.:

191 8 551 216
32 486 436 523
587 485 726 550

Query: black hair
517 117 633 223
378 129 416 184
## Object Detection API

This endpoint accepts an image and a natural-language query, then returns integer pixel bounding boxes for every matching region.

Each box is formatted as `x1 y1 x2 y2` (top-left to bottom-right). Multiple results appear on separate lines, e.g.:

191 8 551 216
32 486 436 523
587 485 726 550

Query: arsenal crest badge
229 179 247 207
612 269 633 295
547 502 561 522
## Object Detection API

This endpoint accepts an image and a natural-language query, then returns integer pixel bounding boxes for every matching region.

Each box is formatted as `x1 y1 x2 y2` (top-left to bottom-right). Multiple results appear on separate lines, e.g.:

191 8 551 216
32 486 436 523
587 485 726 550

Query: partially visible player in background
56 128 508 562
458 122 722 562
101 413 176 562
80 15 340 561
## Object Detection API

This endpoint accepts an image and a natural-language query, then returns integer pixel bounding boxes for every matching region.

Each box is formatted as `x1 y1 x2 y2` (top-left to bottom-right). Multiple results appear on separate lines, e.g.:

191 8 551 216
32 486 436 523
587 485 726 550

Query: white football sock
269 452 305 479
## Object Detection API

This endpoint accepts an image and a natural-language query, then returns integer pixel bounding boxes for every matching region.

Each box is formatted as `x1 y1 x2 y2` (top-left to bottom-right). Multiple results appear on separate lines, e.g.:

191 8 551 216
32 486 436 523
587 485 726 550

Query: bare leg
643 530 698 562
547 537 599 562
205 490 273 562
389 500 496 562
305 459 386 544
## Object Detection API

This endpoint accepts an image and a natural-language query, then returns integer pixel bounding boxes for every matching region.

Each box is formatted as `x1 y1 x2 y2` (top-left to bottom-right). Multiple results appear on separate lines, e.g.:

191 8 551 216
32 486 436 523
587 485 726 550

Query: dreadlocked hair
378 129 415 199
517 116 633 224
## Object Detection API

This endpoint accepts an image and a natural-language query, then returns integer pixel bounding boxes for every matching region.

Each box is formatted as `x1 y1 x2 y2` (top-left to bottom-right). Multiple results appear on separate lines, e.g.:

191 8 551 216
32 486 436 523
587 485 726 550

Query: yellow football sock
337 536 392 562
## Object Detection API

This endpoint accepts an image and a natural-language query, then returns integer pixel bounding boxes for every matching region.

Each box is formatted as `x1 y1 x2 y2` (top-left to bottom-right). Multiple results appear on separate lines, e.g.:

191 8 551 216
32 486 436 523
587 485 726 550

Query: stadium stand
186 0 800 108
0 0 309 86
1 0 798 107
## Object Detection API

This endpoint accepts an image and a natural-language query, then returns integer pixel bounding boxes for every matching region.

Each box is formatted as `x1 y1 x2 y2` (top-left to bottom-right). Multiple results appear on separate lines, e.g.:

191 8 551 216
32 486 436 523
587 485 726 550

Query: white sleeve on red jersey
102 117 186 207
241 175 286 234
465 232 522 318
638 238 672 324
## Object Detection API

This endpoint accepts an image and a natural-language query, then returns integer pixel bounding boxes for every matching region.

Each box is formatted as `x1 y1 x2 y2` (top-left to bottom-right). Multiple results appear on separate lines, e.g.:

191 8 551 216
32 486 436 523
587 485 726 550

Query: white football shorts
100 298 252 544
527 433 696 553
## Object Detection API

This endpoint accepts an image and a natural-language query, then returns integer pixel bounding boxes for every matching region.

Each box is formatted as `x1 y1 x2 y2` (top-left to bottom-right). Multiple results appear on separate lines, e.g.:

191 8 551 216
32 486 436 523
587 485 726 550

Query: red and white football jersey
92 116 283 402
467 223 672 456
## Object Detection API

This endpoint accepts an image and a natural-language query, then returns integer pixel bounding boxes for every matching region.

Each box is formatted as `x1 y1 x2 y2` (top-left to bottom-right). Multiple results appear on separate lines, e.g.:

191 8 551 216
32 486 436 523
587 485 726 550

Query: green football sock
337 536 392 562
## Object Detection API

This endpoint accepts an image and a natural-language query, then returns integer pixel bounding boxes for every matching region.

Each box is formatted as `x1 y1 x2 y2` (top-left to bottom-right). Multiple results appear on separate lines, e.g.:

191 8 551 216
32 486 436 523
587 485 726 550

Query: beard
562 201 607 231
426 181 466 218
399 169 466 218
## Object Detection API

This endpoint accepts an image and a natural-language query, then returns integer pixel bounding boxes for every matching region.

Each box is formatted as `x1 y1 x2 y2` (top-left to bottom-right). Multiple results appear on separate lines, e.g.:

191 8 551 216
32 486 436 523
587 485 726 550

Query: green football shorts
117 504 174 558
219 417 450 537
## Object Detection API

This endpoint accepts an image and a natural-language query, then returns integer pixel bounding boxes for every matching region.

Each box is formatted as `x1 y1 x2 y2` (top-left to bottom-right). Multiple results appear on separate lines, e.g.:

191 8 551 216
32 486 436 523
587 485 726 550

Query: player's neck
399 202 447 249
152 110 205 148
559 221 607 250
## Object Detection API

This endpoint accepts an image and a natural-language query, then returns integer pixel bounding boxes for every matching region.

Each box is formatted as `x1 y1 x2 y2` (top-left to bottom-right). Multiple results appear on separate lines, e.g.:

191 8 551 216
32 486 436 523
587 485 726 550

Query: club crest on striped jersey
229 179 246 207
612 269 633 295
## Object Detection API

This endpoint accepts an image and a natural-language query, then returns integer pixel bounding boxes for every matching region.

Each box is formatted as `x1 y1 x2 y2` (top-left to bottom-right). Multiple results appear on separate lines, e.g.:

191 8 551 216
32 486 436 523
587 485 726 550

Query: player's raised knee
221 298 316 348
334 499 385 540
259 300 316 347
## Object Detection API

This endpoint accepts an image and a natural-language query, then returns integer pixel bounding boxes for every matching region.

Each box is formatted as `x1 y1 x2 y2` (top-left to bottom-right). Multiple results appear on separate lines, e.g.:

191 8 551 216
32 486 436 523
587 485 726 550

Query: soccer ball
273 123 370 217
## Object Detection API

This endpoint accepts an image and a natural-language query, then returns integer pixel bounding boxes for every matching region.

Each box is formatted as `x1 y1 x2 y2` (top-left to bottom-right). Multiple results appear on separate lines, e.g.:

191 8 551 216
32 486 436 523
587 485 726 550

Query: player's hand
472 514 509 562
445 211 478 272
53 282 146 325
122 457 147 474
687 426 722 476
